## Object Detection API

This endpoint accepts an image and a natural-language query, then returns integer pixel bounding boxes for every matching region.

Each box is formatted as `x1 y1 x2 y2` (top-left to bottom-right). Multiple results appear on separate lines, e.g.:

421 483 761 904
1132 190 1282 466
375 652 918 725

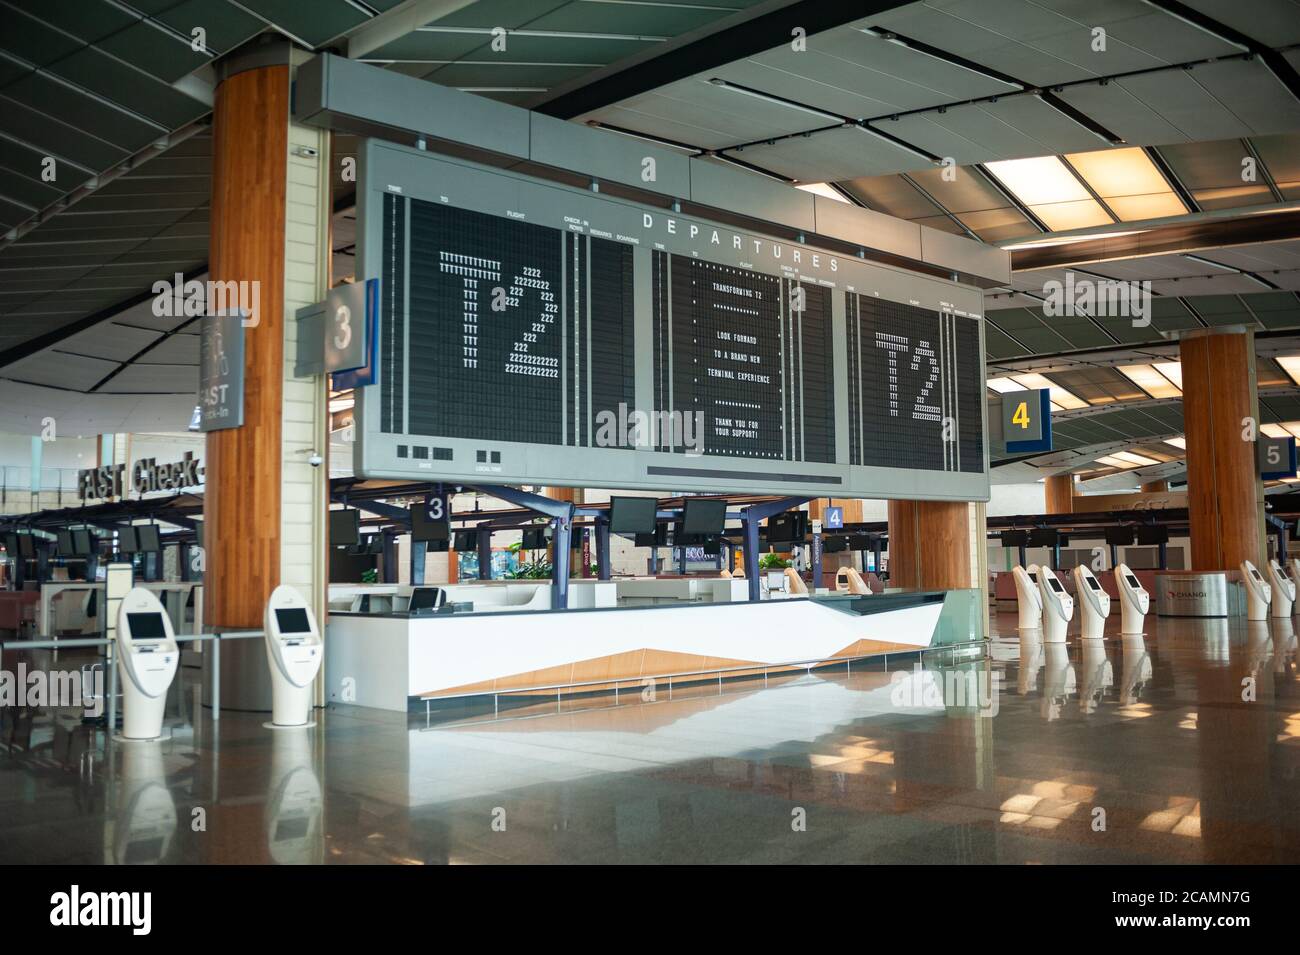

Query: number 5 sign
1003 388 1053 454
1258 434 1297 480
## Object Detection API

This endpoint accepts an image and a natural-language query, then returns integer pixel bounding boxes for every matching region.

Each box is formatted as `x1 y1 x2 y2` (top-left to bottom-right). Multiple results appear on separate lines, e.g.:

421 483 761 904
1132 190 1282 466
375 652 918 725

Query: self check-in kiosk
263 585 322 727
115 587 179 740
1268 560 1295 618
1011 565 1044 631
1241 560 1272 621
1289 559 1300 612
1072 564 1110 640
1036 566 1074 643
1114 564 1149 634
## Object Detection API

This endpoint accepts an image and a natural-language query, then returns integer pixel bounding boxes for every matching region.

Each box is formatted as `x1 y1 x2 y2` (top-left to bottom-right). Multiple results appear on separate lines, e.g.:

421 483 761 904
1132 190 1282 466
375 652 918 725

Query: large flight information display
356 140 988 500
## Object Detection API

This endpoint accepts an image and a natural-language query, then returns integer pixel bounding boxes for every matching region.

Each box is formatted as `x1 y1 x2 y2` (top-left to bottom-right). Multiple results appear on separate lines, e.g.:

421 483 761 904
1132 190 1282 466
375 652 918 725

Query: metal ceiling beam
535 0 896 119
344 0 478 59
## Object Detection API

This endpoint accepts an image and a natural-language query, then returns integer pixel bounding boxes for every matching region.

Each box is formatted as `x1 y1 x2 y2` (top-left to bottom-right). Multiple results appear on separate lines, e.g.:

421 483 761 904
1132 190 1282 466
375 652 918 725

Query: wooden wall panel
1044 474 1074 514
203 65 290 629
889 499 971 590
1181 331 1264 570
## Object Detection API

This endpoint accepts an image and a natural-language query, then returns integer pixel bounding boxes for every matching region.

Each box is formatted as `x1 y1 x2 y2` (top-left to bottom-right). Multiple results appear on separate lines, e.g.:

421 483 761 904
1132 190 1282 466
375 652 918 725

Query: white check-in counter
615 576 748 606
326 589 976 713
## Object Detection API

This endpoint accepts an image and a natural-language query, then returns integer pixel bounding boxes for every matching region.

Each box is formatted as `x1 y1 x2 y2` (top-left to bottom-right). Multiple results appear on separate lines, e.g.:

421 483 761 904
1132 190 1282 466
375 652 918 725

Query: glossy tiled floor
2 610 1299 863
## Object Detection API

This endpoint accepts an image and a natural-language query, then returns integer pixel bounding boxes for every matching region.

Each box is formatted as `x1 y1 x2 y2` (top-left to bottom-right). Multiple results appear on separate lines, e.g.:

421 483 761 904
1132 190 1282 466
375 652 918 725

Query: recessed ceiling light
984 156 1114 231
1113 450 1160 467
1163 436 1186 450
1276 355 1300 387
1262 424 1292 438
795 182 850 203
1096 454 1136 469
1011 372 1089 410
987 377 1027 394
1117 364 1181 399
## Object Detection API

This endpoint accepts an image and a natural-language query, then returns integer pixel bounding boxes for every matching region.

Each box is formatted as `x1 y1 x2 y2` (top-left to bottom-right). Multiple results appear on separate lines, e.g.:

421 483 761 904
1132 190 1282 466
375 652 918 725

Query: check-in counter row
330 577 761 616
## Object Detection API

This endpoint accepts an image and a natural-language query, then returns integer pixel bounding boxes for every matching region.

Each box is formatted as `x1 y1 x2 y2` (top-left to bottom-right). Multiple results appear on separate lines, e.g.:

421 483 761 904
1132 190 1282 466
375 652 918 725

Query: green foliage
504 559 554 580
759 553 791 570
361 568 379 584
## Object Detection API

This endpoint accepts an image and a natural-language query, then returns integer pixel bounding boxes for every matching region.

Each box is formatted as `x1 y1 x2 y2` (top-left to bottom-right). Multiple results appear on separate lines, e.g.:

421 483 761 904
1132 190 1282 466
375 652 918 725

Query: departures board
355 140 989 501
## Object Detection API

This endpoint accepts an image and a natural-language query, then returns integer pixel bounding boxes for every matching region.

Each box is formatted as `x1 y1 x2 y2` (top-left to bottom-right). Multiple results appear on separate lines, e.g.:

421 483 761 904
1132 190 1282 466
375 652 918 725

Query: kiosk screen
127 612 168 640
408 588 443 612
1086 577 1101 591
275 608 313 634
1125 573 1141 589
1048 578 1065 594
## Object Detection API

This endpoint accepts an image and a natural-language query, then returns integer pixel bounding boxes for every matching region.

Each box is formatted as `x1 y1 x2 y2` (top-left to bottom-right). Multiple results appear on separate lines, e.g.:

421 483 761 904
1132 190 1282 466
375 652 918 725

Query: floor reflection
2 610 1300 863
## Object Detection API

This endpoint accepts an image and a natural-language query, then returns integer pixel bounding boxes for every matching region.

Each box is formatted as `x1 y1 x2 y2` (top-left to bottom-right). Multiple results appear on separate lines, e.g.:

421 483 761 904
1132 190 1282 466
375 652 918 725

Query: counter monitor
608 496 658 536
127 612 168 640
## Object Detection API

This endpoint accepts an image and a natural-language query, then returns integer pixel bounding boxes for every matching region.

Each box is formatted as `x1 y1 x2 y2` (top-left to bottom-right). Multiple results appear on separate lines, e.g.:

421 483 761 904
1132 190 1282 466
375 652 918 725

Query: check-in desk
325 588 981 713
614 576 747 606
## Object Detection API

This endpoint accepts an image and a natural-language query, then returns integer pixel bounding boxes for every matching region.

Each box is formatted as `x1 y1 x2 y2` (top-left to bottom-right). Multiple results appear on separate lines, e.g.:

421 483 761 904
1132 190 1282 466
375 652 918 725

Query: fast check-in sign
1003 388 1053 454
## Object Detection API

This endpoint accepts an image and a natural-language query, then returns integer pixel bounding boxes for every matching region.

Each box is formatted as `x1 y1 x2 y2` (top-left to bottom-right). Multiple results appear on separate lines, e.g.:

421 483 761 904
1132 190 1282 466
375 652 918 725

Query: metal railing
419 637 989 724
0 629 264 730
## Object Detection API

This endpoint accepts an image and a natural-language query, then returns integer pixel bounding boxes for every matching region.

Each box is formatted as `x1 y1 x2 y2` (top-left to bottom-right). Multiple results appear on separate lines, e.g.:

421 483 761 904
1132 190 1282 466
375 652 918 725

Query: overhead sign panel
354 141 989 500
1003 388 1053 454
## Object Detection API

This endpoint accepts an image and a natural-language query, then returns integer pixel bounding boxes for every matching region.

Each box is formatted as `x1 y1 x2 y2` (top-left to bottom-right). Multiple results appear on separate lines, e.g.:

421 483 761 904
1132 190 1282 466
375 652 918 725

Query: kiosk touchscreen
115 588 180 740
1114 564 1149 634
263 585 323 727
1072 564 1111 640
1240 560 1272 621
1011 565 1044 631
1036 566 1074 644
1268 559 1295 618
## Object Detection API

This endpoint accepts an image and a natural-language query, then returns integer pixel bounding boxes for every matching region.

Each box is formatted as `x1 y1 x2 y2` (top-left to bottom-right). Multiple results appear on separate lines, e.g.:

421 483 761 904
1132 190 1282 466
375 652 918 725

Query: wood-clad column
1140 479 1170 493
1044 474 1074 514
203 63 290 629
1180 329 1265 570
888 499 971 590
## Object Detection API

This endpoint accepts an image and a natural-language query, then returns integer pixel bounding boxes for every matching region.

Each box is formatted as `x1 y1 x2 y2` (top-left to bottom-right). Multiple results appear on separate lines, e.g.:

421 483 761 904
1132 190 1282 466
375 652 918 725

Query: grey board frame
358 140 990 501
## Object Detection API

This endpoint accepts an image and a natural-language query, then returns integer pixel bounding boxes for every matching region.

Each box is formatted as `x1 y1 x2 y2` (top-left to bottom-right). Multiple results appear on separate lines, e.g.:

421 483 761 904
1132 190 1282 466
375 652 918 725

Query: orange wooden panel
1181 331 1264 570
890 499 970 590
203 65 289 629
1044 474 1074 514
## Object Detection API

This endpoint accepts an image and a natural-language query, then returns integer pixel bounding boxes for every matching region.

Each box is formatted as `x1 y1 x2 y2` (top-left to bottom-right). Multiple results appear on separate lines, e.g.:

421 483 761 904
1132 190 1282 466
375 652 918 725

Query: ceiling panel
729 125 931 182
3 350 119 390
56 323 162 363
1176 0 1300 47
96 362 196 393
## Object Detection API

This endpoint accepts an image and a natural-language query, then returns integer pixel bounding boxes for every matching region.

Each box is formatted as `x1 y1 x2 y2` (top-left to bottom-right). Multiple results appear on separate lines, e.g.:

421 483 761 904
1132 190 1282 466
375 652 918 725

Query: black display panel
329 509 360 546
1135 525 1169 545
1086 576 1102 591
657 254 835 462
127 612 167 640
521 527 547 550
57 530 74 555
18 534 35 558
682 498 727 537
1048 578 1065 593
275 608 313 634
408 587 444 612
453 530 478 552
1105 526 1135 545
137 525 161 553
411 500 449 542
73 529 93 556
846 294 983 472
382 195 635 451
608 496 657 535
118 527 138 554
1125 573 1141 589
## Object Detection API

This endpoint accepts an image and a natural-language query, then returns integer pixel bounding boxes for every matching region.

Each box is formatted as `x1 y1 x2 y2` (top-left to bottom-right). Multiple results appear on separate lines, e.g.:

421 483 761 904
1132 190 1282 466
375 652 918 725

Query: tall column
1140 479 1170 493
887 499 973 590
1180 329 1265 570
204 42 329 632
1044 474 1074 514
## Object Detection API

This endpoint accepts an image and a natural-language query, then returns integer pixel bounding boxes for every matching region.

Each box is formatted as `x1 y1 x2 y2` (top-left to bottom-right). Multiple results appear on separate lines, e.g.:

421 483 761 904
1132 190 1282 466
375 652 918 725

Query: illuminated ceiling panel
984 156 1114 231
1064 147 1187 221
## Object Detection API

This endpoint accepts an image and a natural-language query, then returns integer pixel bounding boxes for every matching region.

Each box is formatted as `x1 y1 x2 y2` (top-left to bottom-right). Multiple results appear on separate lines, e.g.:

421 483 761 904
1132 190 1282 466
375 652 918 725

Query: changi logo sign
78 452 204 502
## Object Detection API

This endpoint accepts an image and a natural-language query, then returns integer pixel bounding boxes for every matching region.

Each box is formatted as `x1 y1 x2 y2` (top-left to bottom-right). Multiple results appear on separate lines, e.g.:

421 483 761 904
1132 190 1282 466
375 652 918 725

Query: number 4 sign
1003 388 1053 454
